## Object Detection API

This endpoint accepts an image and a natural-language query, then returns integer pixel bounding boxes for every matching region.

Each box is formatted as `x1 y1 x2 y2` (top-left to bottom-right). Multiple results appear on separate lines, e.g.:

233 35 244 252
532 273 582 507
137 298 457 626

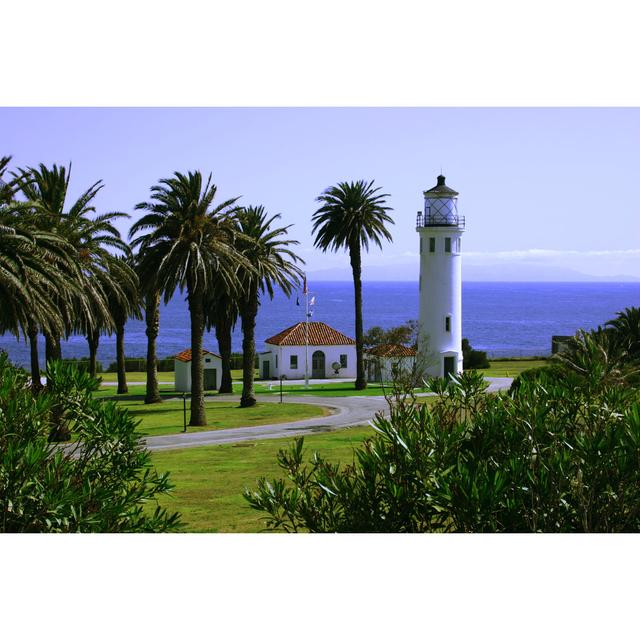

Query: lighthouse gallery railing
416 211 466 228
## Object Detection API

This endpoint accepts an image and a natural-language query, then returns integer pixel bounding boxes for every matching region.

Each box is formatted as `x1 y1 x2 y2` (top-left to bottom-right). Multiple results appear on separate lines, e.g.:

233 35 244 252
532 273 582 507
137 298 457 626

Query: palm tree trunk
87 329 100 377
48 415 71 442
45 331 62 363
145 291 162 404
116 318 128 394
188 286 207 426
43 330 68 439
215 314 233 393
28 322 43 393
350 242 367 390
240 288 258 408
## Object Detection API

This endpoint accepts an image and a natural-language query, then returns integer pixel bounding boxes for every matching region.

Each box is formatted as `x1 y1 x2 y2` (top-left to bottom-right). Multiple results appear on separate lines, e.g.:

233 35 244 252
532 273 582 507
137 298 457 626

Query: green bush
246 367 640 533
509 363 568 393
0 354 181 532
462 338 489 369
230 352 259 370
61 357 103 373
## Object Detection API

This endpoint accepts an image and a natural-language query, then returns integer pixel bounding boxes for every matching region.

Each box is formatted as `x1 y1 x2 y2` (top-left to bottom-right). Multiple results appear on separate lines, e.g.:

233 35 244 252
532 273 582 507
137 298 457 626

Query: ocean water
1 282 639 367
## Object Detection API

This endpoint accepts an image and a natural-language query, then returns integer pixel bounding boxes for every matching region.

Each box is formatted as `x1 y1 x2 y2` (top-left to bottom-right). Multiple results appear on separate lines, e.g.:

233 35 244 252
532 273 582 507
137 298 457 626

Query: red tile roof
174 348 221 362
366 343 417 357
265 322 355 346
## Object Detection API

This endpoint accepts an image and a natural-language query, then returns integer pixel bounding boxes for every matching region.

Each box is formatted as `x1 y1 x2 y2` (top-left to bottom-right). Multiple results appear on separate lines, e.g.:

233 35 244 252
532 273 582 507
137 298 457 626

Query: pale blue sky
2 107 638 280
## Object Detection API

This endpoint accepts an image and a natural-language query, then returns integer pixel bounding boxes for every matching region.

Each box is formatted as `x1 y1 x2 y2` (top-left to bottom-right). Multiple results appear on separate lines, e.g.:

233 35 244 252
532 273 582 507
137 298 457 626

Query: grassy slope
484 359 547 378
98 397 328 437
151 425 374 532
130 360 546 531
150 398 439 531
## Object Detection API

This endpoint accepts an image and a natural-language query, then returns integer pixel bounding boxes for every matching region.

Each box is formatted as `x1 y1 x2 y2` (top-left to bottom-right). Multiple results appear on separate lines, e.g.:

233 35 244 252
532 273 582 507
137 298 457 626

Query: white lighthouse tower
416 175 465 379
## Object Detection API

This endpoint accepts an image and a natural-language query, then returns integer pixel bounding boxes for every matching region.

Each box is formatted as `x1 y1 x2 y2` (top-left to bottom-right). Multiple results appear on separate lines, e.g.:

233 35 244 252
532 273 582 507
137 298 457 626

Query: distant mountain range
308 263 640 283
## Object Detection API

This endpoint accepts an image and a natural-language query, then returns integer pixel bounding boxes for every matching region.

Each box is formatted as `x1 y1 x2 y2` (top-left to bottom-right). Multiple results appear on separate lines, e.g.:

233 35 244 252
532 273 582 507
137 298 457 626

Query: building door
311 350 325 378
262 360 270 380
444 356 456 380
204 368 217 391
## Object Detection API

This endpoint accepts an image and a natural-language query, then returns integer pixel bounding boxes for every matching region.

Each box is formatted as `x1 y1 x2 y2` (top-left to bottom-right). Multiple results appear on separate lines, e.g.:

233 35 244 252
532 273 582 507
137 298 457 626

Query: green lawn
98 397 328 437
484 358 548 378
252 381 398 396
94 384 181 400
150 424 373 532
98 370 174 383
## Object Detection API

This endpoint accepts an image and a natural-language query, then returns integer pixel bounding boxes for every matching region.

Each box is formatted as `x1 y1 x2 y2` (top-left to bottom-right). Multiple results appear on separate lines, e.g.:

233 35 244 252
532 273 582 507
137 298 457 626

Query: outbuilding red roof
265 322 355 347
174 348 221 362
366 343 417 357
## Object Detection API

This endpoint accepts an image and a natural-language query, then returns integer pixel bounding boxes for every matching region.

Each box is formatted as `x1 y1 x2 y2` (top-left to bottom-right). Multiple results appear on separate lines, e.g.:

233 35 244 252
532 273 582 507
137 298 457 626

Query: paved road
143 376 513 452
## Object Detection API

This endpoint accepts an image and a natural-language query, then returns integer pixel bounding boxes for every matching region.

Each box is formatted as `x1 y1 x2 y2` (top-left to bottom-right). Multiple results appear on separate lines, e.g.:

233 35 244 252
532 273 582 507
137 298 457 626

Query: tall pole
304 280 309 389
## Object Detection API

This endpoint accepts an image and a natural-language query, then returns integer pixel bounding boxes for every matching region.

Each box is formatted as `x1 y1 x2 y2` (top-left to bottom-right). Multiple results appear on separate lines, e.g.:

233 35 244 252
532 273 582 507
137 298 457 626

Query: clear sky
2 107 638 280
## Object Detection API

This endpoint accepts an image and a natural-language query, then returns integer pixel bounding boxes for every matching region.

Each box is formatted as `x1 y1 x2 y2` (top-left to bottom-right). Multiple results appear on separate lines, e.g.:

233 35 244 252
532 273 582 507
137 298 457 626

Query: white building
258 321 356 380
416 175 465 378
174 348 222 392
365 343 417 382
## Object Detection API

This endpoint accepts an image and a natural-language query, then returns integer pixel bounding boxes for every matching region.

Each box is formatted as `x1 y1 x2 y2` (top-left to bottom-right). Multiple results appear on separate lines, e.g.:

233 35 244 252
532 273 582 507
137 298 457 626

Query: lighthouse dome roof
424 175 458 197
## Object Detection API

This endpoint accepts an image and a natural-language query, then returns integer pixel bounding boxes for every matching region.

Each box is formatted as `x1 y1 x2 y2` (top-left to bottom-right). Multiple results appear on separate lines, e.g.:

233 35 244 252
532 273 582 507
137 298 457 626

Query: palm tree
107 257 142 394
205 285 238 394
312 180 393 389
236 205 304 407
133 255 163 404
83 255 138 379
555 328 635 389
606 307 640 363
0 157 77 390
130 171 247 425
0 207 72 344
16 163 127 369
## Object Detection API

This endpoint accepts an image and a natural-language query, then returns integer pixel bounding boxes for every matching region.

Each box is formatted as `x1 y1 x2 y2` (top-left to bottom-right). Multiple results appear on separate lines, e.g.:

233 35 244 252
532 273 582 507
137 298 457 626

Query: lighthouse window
445 316 451 332
445 237 452 253
429 237 435 253
420 238 423 253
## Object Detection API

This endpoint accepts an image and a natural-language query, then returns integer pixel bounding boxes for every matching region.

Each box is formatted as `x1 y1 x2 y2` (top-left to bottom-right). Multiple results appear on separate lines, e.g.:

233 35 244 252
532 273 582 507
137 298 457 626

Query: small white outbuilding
365 343 417 383
258 321 356 380
174 348 222 392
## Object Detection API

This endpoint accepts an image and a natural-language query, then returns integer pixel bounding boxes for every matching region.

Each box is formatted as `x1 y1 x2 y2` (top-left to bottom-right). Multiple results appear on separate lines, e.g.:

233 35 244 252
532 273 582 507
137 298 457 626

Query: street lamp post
182 393 187 433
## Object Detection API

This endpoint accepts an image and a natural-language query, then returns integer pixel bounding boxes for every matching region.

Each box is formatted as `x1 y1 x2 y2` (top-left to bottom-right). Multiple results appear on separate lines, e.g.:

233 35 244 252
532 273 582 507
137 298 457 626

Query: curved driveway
144 376 513 452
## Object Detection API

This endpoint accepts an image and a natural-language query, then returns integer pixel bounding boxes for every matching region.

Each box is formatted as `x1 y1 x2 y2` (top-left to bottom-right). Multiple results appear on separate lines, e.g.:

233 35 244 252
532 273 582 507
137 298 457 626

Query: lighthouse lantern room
416 175 465 379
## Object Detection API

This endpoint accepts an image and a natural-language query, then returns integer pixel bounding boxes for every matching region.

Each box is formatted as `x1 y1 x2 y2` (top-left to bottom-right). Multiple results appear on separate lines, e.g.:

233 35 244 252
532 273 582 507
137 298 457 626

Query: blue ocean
1 282 639 367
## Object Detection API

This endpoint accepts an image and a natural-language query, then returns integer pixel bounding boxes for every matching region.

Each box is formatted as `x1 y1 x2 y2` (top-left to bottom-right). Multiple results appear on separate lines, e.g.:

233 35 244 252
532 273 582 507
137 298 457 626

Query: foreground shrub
0 354 181 532
245 369 640 532
509 363 568 393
